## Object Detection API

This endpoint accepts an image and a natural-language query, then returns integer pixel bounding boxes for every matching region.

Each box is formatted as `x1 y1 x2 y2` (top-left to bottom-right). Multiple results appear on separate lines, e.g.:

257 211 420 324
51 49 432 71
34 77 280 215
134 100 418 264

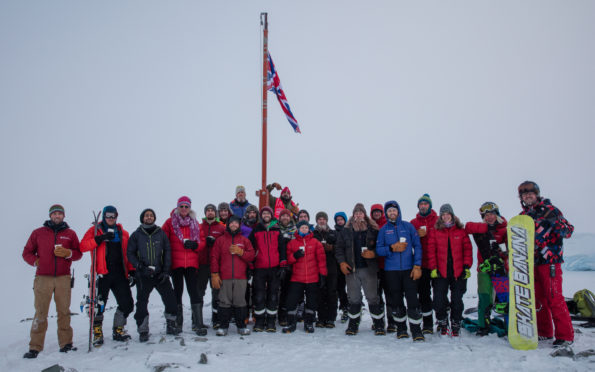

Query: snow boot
296 301 305 323
93 324 104 346
235 307 251 335
216 307 232 336
304 311 315 333
340 308 349 323
476 326 490 337
212 310 220 329
325 320 335 328
166 314 181 335
345 316 360 336
278 308 288 327
422 315 434 335
138 315 150 341
451 320 461 337
253 314 266 332
176 304 184 330
282 313 297 333
112 310 131 341
265 314 277 333
553 339 574 347
191 303 208 336
411 324 425 342
23 350 39 359
316 318 326 328
59 343 77 353
370 304 385 335
437 318 449 336
396 322 409 339
139 332 149 342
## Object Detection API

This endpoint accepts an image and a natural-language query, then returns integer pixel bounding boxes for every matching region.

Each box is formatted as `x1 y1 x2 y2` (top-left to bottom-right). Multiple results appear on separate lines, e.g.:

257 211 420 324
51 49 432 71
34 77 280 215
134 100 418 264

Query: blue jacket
230 199 253 218
376 201 422 271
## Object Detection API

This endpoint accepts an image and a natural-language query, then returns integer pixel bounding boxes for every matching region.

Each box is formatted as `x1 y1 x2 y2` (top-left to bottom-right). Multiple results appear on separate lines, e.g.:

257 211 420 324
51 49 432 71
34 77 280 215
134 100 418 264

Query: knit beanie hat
282 186 291 195
260 206 274 217
49 204 65 216
439 204 454 217
352 203 367 216
334 211 347 224
227 215 242 226
103 205 118 218
245 204 259 215
218 202 231 212
279 209 292 219
315 211 328 221
140 208 156 224
236 185 246 195
298 209 310 220
204 203 217 214
296 220 309 230
417 193 432 209
177 196 191 207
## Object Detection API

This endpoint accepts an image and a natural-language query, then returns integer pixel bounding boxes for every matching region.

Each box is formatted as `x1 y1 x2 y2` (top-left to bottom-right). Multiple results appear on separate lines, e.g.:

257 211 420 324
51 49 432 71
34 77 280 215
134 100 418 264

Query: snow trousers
336 263 348 310
171 267 201 305
29 275 73 351
218 279 248 308
477 271 494 328
317 260 338 322
418 268 434 318
253 267 281 316
434 276 467 323
345 266 380 309
385 270 421 323
134 274 178 329
286 282 319 318
95 270 134 325
535 263 574 341
377 269 393 321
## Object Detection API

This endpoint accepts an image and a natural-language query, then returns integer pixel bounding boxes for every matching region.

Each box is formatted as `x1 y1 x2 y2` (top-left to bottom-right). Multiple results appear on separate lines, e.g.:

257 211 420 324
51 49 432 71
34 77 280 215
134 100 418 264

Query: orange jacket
80 223 133 276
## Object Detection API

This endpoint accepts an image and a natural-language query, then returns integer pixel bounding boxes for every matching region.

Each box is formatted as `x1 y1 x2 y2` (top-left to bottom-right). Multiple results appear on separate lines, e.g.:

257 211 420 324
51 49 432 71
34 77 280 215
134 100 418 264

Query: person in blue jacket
376 200 424 342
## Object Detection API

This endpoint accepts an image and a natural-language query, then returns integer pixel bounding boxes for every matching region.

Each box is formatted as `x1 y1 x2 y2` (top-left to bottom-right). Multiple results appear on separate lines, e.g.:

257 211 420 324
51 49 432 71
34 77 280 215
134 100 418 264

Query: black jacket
335 218 379 271
313 227 338 266
127 225 172 275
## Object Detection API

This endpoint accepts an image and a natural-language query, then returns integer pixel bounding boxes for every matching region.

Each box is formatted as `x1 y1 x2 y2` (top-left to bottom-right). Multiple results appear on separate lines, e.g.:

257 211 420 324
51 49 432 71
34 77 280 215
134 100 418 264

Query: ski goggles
104 213 117 219
479 202 499 215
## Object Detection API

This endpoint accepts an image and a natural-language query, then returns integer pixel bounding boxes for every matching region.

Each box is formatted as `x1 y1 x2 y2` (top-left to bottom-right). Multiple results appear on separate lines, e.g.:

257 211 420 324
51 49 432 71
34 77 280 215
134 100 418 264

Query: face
484 212 497 225
219 209 229 219
441 213 452 224
50 211 64 225
316 217 327 228
418 201 430 215
371 210 382 221
205 209 216 220
298 213 309 222
299 224 310 234
247 210 257 220
280 214 291 225
261 211 272 222
178 204 190 217
335 216 345 226
228 220 240 232
143 211 155 225
386 207 399 221
104 213 117 226
521 191 538 206
236 191 246 202
354 210 365 221
281 191 291 199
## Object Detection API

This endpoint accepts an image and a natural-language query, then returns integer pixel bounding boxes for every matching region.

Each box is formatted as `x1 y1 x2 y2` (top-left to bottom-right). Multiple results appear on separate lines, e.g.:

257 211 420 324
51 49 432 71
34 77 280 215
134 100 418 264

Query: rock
550 346 574 358
153 364 171 372
193 337 208 342
42 365 64 372
158 336 166 344
179 338 186 347
573 349 595 360
199 353 208 364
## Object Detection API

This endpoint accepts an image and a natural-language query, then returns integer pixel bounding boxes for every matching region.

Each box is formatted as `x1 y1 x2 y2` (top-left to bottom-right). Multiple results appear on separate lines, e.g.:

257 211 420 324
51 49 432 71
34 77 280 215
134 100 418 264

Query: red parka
427 218 473 279
410 210 439 269
162 216 201 269
210 230 255 280
286 232 327 283
23 222 82 276
198 219 226 266
465 219 508 272
249 221 284 269
370 204 387 269
80 223 133 276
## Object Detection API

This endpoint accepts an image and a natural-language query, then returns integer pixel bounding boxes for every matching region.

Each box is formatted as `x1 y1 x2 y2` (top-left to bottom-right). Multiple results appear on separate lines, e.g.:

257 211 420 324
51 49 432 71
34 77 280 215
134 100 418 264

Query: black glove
206 236 216 247
319 274 327 288
327 231 337 245
139 264 155 277
183 240 199 250
277 267 287 281
128 271 136 287
94 230 114 245
293 249 305 259
247 268 254 281
490 240 500 255
157 272 170 285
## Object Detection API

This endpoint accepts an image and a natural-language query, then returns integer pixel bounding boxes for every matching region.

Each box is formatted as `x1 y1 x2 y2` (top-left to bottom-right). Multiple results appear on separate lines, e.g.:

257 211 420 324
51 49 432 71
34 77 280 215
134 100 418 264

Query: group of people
21 181 575 359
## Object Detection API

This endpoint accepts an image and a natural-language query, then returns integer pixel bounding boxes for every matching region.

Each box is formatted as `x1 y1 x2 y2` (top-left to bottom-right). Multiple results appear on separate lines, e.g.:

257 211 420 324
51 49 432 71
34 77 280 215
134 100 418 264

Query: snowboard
507 215 538 350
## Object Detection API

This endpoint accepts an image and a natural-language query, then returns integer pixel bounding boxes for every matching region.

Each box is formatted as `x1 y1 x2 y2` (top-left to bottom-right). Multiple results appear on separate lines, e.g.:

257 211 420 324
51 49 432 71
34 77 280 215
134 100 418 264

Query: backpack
572 289 595 318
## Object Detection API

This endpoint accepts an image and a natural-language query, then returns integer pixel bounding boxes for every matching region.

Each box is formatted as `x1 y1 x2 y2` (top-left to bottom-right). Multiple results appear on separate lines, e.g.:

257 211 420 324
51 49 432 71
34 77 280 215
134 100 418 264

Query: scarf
172 211 200 242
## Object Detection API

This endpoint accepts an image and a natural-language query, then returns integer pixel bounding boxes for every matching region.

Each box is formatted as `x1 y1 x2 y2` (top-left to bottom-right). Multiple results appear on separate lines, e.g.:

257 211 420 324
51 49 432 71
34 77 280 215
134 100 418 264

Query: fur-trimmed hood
346 216 379 231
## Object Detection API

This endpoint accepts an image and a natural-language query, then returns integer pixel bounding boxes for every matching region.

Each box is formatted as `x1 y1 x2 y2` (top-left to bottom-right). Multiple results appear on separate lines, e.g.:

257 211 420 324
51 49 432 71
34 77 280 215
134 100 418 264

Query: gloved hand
463 266 471 280
94 230 115 245
361 249 376 259
206 236 216 247
318 274 327 289
293 249 305 259
211 273 222 289
53 245 72 258
479 259 492 273
390 242 408 253
183 240 199 250
494 302 508 315
430 269 439 279
340 262 352 275
410 265 422 280
277 266 287 281
157 272 170 285
139 263 155 277
128 271 136 287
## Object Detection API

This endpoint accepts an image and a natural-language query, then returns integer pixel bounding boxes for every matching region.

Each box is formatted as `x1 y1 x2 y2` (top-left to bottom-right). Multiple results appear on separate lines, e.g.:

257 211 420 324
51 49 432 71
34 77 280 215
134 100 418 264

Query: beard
281 195 291 203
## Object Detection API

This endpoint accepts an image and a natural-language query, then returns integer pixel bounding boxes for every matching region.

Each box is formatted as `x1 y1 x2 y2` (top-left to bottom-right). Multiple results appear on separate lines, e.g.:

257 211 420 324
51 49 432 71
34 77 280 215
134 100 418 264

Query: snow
563 233 595 271
1 270 594 372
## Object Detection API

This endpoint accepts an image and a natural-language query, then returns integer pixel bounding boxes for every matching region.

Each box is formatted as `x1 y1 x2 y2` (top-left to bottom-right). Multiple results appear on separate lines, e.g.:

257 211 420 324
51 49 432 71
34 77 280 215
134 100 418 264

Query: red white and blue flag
267 52 301 134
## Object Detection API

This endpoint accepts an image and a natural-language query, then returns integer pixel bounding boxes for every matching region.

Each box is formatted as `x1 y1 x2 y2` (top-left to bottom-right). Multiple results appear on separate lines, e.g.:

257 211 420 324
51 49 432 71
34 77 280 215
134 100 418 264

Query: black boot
451 320 461 337
476 326 490 337
345 316 360 335
59 343 77 353
278 308 288 327
235 307 251 335
370 304 385 335
304 311 315 333
191 303 207 336
216 307 232 336
176 304 184 330
265 314 277 333
437 318 449 336
411 323 425 342
282 313 297 333
396 322 409 339
253 314 266 332
392 307 409 339
296 301 305 323
166 318 181 335
23 350 39 359
422 315 434 335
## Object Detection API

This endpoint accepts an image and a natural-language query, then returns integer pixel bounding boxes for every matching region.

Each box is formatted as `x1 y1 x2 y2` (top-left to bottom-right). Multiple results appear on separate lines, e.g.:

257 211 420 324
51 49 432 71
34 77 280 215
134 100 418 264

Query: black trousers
418 268 433 315
286 282 318 314
433 276 467 322
385 270 420 321
317 261 338 322
253 267 281 315
378 269 392 316
134 275 178 325
196 264 211 300
336 263 348 310
96 270 134 320
171 267 200 305
278 269 292 313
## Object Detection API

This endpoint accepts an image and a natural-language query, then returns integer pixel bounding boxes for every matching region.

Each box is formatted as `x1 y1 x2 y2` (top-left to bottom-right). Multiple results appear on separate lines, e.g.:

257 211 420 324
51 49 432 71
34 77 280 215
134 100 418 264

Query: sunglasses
179 205 190 209
479 202 498 214
519 188 537 195
104 214 117 219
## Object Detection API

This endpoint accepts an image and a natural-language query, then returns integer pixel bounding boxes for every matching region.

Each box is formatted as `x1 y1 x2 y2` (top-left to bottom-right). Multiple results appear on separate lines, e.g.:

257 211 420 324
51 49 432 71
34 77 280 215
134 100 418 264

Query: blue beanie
334 211 347 224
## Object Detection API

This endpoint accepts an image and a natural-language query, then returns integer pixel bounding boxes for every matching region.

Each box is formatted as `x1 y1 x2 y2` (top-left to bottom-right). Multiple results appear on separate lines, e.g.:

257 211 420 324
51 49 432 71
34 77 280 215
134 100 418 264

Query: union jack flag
267 52 301 133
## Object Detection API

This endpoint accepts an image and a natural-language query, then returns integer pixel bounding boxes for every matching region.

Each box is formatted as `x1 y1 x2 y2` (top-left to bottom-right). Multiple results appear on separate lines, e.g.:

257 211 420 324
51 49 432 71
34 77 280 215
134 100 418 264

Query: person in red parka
22 204 82 359
428 204 472 337
283 220 327 334
210 215 255 336
162 196 204 335
199 204 226 329
409 193 439 334
80 205 134 345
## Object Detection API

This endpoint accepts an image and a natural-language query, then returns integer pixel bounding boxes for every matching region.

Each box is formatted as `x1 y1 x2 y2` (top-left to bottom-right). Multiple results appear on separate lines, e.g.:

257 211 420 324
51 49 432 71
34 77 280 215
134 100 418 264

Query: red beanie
282 187 291 195
177 196 191 207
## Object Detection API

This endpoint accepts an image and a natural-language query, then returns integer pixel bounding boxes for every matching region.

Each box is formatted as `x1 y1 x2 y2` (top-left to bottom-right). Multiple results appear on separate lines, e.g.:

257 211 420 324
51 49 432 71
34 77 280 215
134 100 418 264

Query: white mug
299 246 305 252
400 237 407 243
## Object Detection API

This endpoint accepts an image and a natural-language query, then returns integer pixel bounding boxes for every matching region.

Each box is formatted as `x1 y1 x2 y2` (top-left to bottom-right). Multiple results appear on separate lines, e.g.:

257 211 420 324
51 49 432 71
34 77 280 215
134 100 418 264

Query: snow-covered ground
1 269 594 372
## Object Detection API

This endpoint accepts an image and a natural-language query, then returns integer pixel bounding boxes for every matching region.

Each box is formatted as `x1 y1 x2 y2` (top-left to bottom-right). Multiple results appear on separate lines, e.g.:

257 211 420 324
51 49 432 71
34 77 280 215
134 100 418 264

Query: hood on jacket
384 200 402 224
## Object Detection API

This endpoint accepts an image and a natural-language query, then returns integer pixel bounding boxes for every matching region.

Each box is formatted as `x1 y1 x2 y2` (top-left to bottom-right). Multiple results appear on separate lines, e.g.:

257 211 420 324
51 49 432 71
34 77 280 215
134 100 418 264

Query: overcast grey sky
1 0 594 254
